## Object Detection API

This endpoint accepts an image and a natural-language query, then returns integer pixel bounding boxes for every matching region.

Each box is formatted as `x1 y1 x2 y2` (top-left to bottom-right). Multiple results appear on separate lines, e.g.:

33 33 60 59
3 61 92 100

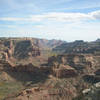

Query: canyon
0 38 100 100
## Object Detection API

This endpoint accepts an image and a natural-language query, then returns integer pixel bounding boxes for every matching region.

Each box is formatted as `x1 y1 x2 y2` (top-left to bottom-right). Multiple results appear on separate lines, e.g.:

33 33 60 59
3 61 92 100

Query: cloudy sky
0 0 100 41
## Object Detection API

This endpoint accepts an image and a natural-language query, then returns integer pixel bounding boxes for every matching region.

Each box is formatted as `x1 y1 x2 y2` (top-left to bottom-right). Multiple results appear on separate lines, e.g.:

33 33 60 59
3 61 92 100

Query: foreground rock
6 81 77 100
82 82 100 100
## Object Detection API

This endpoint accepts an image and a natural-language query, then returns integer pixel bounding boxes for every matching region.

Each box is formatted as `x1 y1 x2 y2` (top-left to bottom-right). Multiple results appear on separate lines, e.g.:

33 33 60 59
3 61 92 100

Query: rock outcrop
0 38 41 61
48 54 95 75
13 40 40 59
51 64 77 78
81 82 100 100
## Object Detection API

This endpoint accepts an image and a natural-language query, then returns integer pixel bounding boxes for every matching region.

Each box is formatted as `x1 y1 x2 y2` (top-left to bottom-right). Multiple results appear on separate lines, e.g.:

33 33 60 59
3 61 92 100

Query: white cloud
90 10 100 19
0 10 100 22
31 12 91 22
30 10 100 22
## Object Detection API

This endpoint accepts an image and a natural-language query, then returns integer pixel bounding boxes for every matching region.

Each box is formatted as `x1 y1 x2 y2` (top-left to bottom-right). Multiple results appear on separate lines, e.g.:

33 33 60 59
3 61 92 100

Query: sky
0 0 100 41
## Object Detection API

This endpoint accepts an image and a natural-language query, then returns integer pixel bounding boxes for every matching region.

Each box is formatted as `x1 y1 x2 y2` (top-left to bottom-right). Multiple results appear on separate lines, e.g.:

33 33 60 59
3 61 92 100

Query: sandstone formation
13 40 40 59
0 38 41 61
51 64 77 78
48 54 96 75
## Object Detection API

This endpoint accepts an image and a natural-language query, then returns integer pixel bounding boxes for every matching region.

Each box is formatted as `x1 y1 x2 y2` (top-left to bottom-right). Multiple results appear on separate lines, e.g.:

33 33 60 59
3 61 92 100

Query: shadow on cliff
4 63 50 85
83 75 100 84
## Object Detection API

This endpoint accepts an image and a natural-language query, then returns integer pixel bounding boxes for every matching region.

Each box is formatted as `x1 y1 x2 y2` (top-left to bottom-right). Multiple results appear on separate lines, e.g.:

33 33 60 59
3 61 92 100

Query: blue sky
0 0 100 41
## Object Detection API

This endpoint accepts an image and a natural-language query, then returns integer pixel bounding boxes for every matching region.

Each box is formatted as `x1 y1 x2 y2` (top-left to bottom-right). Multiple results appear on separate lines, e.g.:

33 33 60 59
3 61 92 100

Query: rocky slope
38 39 65 49
0 53 99 100
74 82 100 100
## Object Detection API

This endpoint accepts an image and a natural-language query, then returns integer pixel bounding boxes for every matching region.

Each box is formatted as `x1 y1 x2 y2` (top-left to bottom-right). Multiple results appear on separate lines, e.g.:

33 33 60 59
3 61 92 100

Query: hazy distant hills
38 39 66 49
53 39 100 54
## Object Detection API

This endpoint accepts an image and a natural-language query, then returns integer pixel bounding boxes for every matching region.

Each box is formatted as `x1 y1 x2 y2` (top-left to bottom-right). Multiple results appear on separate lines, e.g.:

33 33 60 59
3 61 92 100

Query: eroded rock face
51 64 77 78
49 54 91 67
47 54 97 78
0 39 41 61
48 54 95 75
13 40 40 59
